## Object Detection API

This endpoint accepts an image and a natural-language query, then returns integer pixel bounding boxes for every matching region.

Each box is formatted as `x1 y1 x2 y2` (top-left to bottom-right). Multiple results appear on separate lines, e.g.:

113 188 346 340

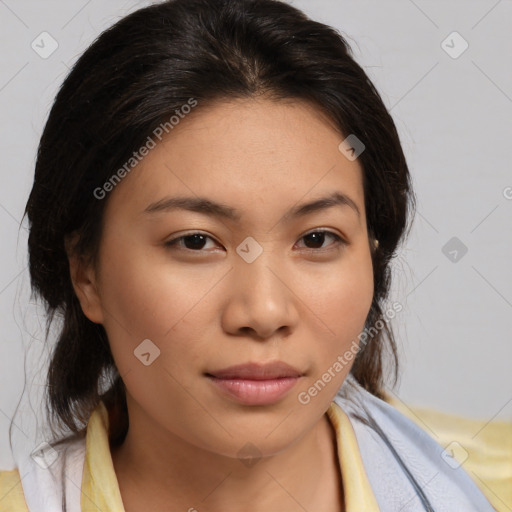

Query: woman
0 0 498 510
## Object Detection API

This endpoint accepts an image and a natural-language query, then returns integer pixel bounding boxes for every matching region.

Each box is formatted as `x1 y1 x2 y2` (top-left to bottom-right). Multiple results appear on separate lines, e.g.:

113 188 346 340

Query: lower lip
206 375 301 405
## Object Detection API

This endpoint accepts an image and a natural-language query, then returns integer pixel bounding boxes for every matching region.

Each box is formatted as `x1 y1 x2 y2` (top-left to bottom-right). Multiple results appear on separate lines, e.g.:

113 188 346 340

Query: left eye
164 230 346 252
296 230 346 250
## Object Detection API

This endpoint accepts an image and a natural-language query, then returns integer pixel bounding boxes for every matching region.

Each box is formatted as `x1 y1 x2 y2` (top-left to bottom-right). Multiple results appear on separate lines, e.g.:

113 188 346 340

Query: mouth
205 361 304 406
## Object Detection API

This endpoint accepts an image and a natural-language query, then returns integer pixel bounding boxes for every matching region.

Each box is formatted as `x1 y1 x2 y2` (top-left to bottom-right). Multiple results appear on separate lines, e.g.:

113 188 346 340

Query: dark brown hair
22 0 415 443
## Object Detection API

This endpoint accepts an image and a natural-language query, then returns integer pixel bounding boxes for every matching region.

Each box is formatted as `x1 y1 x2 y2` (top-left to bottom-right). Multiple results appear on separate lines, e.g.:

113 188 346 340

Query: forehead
104 98 366 225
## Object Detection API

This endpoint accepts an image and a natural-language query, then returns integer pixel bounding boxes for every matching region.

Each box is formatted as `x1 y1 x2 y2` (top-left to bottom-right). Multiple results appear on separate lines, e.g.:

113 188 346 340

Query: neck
111 402 344 512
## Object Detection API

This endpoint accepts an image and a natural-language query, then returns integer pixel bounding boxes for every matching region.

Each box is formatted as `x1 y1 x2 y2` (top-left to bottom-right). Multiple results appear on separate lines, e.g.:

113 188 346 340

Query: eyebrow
143 191 361 223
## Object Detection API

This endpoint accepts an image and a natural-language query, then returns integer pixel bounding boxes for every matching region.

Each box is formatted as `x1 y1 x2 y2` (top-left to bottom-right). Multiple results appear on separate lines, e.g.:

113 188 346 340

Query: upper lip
206 361 303 380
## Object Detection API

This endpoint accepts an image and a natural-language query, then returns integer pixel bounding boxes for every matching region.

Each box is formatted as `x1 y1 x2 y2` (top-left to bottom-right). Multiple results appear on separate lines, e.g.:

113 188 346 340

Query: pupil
184 234 206 250
304 232 324 249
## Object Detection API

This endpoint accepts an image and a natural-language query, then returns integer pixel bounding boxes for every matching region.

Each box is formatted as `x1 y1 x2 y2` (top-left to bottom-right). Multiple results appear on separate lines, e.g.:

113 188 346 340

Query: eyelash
164 229 347 254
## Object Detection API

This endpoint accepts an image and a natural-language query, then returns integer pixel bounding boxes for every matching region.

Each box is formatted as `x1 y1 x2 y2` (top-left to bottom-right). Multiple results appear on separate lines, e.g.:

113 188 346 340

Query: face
70 97 374 459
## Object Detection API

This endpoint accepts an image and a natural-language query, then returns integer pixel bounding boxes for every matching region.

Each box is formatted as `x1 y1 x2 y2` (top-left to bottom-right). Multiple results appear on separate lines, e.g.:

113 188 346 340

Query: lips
206 361 303 380
205 361 304 405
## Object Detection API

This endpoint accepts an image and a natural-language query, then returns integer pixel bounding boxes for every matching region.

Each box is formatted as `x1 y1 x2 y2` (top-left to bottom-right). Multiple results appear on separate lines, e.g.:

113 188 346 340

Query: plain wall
1 0 511 469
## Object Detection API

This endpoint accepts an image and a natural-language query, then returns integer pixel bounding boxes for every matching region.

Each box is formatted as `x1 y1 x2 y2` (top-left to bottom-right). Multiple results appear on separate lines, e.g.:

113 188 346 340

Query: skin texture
68 97 375 512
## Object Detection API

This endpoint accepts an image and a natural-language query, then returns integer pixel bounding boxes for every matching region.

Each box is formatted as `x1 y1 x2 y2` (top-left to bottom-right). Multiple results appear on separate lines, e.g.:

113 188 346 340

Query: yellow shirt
0 400 379 511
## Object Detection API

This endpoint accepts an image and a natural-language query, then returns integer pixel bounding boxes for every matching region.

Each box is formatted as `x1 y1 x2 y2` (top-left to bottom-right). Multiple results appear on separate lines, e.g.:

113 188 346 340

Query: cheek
99 241 201 335
309 251 374 333
96 247 209 414
96 241 221 375
303 250 374 374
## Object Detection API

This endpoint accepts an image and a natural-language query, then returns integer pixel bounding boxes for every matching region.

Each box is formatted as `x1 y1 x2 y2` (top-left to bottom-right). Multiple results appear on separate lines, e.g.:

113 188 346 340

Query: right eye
164 232 221 252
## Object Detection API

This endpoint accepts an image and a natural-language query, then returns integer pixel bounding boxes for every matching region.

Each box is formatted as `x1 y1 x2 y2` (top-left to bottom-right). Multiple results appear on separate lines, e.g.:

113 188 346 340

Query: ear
65 233 105 324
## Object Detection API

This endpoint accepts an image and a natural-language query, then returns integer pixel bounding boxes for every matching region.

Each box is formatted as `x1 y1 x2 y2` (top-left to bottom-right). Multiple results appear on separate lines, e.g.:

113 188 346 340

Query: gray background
1 0 511 470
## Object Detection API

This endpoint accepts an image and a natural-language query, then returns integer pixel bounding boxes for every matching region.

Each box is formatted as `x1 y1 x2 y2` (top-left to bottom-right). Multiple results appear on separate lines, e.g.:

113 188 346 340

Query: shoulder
2 434 86 512
384 393 512 512
0 468 29 510
333 375 500 511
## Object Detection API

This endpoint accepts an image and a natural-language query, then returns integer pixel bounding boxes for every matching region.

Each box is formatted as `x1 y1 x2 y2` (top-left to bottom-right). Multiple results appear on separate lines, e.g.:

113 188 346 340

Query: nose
221 250 300 341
